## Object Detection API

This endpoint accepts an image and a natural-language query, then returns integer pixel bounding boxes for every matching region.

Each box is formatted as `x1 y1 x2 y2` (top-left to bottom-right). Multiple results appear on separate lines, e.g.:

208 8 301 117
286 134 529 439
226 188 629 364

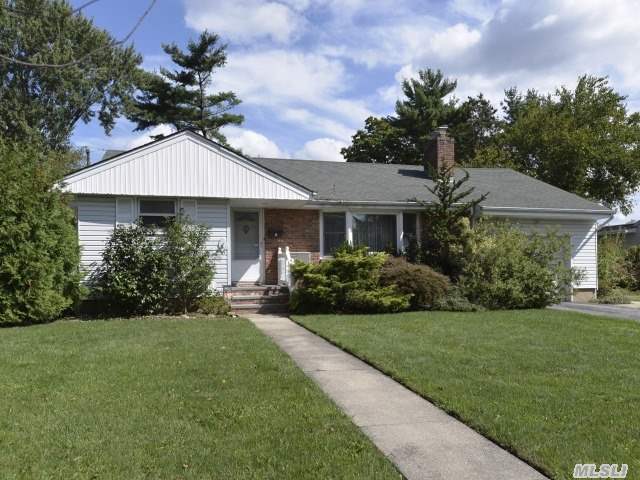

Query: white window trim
137 198 178 224
320 209 407 258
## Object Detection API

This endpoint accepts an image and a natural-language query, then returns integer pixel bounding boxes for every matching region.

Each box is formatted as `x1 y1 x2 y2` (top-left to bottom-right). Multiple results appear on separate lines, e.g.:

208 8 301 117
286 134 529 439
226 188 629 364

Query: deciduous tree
0 0 142 149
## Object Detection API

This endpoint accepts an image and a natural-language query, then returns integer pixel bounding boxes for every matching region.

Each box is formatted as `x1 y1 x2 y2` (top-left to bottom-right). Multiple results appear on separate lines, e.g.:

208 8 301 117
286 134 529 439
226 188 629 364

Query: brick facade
263 209 320 284
425 126 455 176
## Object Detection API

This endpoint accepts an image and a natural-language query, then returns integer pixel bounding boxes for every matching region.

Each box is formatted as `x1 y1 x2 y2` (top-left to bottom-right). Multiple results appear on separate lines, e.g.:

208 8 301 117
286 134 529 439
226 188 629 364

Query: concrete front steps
224 284 289 314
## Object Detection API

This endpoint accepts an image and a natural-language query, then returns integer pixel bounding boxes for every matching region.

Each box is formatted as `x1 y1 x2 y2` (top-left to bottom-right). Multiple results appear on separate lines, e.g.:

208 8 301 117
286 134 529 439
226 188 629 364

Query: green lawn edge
293 310 640 480
0 316 401 479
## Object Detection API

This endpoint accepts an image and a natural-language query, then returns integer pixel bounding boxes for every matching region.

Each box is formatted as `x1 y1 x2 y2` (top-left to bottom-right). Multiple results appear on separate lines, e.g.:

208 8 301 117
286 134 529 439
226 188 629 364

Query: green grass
0 316 399 479
294 310 640 480
625 291 640 302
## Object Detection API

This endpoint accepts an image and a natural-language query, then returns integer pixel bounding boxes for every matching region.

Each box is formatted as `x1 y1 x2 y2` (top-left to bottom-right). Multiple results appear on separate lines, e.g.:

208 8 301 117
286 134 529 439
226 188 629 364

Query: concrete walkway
551 302 640 322
246 314 547 480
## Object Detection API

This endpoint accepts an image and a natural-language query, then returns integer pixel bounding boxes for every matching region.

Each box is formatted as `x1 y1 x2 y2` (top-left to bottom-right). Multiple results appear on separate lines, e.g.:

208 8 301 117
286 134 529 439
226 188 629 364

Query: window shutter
180 199 197 221
115 198 135 226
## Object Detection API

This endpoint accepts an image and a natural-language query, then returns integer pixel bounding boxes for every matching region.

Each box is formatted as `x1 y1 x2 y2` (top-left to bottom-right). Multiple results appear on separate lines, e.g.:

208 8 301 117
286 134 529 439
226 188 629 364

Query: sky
70 0 640 224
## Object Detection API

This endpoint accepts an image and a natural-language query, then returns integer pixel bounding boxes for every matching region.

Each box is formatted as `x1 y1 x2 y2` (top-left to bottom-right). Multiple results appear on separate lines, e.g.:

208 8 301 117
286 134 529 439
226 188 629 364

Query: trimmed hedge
380 256 449 309
290 246 411 314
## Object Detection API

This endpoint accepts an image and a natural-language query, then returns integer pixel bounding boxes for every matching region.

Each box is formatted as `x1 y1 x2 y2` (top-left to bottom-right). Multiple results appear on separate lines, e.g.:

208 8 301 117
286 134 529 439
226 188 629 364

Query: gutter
596 214 616 230
313 200 422 207
308 199 613 216
480 205 613 216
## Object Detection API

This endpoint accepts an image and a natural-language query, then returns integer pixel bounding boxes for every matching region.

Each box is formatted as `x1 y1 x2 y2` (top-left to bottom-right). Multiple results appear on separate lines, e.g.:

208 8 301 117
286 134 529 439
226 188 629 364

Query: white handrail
277 246 295 290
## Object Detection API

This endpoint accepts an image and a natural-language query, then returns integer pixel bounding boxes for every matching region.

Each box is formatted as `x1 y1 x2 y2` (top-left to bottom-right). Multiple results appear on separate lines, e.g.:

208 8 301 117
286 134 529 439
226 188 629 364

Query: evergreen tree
342 69 499 165
420 165 488 280
128 31 243 143
0 139 83 324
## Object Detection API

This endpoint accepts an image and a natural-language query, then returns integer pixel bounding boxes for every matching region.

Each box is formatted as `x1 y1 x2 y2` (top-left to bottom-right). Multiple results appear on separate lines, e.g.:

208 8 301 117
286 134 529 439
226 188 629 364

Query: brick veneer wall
424 126 455 176
264 209 320 284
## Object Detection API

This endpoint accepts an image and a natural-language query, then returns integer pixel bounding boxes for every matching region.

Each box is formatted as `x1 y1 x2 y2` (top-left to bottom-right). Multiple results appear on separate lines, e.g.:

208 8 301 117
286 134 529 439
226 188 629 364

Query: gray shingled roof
252 157 611 212
101 149 125 161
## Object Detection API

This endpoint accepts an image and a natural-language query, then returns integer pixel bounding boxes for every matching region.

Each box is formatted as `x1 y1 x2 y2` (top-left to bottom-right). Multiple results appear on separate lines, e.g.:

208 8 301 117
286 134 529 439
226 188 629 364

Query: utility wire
0 0 156 68
71 0 101 14
1 0 100 18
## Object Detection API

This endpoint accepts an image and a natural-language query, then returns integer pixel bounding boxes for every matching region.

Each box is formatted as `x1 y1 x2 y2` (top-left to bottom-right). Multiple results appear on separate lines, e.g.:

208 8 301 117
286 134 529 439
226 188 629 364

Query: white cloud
223 126 286 157
295 137 347 161
217 50 346 106
183 0 304 44
215 49 370 139
281 108 354 142
449 0 497 22
126 125 175 149
531 14 559 31
377 63 418 105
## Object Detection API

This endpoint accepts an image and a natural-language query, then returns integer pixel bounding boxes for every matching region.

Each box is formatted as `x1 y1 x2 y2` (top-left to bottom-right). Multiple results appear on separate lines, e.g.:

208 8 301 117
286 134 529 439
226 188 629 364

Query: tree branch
0 0 156 68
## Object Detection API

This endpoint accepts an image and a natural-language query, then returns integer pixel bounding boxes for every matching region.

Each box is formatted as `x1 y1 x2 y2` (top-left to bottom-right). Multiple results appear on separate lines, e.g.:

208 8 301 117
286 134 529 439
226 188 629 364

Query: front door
231 210 261 283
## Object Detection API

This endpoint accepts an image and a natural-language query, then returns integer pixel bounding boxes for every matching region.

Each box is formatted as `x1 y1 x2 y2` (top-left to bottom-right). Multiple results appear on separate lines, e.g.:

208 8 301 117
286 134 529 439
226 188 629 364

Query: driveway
551 302 640 321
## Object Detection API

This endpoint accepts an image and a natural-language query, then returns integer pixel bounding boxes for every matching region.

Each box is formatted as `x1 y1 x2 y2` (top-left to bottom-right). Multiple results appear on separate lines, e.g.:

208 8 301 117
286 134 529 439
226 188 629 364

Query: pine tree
128 31 243 144
420 165 488 280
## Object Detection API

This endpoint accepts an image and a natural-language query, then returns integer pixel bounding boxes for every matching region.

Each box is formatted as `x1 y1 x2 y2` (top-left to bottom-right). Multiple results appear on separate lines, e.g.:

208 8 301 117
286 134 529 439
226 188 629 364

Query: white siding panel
509 219 598 289
64 133 309 201
77 197 115 279
197 200 229 289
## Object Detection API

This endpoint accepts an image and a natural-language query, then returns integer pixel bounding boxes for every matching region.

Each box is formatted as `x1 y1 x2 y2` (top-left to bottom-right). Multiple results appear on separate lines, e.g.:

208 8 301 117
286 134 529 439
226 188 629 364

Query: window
323 212 346 256
403 212 417 248
139 199 175 227
352 214 397 253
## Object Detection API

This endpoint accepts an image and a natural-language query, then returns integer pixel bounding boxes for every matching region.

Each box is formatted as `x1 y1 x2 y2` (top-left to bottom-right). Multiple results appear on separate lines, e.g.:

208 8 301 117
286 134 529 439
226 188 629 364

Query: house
599 219 640 248
62 128 612 307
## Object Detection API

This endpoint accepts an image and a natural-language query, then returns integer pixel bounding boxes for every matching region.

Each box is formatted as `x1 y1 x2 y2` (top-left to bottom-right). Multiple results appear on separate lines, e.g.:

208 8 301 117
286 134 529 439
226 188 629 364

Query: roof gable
63 131 311 200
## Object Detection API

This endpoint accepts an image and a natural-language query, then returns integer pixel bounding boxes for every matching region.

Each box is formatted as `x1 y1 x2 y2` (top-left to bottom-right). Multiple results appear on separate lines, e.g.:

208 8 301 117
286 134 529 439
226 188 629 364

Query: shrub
593 288 631 305
197 293 231 315
598 236 632 295
461 221 581 309
290 246 411 314
380 256 449 309
91 223 168 316
432 286 484 312
163 218 218 314
344 286 410 313
0 141 83 325
91 216 221 316
625 245 640 291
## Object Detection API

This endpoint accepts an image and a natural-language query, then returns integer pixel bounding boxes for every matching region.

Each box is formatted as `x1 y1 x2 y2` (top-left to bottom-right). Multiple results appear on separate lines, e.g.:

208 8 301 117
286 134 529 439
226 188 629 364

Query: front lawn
294 310 640 480
0 317 399 479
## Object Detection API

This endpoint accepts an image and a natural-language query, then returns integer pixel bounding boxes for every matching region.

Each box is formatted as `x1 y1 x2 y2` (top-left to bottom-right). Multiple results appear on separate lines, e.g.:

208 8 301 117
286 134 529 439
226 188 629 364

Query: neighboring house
62 128 612 303
599 219 640 248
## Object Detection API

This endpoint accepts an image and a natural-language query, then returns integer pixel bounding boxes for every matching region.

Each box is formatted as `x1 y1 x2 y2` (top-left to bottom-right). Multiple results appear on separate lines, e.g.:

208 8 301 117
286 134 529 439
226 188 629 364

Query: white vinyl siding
76 197 116 277
63 133 310 201
510 219 598 289
75 196 230 288
196 200 229 289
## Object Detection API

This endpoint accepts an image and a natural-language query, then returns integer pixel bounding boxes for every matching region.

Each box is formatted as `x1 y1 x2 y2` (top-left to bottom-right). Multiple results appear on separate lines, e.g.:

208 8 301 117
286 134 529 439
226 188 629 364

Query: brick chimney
424 125 455 176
